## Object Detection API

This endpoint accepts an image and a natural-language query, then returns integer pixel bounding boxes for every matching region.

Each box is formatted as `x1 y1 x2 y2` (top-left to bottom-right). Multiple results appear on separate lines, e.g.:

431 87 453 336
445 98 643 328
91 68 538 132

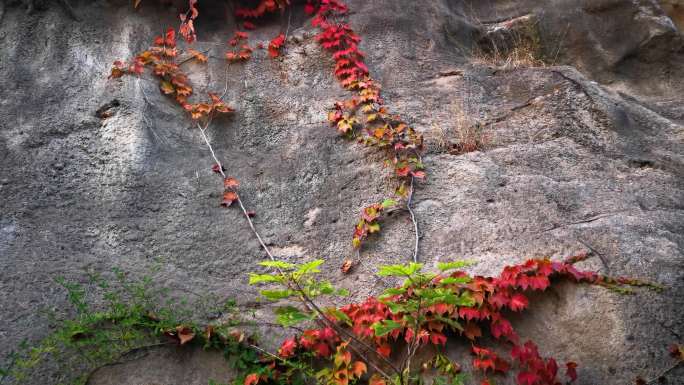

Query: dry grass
449 108 491 155
472 40 546 70
431 102 492 155
468 13 549 70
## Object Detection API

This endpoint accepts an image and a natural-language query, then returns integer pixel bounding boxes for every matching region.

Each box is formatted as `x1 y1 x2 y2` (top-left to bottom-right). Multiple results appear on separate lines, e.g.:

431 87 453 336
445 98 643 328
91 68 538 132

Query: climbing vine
4 1 673 385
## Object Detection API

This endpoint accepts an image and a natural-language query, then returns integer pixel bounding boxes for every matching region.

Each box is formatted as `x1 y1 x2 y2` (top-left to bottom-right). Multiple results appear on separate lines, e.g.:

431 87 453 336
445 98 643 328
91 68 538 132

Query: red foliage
269 254 630 383
268 33 286 58
235 0 289 18
179 0 198 43
110 5 660 385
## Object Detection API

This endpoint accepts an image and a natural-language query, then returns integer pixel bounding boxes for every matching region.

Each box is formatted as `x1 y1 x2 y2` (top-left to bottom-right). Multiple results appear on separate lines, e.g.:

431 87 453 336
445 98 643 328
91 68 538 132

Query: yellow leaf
337 120 352 133
159 80 174 95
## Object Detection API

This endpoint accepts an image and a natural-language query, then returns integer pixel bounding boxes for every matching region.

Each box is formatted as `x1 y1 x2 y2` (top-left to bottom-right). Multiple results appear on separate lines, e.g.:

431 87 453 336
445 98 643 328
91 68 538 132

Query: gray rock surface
0 0 682 384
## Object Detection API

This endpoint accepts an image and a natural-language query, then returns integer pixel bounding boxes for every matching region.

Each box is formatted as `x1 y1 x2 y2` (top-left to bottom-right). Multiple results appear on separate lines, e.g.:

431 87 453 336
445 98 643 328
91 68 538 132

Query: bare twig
196 121 276 261
284 5 293 40
576 237 610 273
57 0 79 21
643 361 683 384
407 175 420 263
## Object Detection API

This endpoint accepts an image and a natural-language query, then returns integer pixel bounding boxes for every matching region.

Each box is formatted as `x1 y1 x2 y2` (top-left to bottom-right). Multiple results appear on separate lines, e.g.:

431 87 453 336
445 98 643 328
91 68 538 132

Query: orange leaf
221 191 238 207
369 374 386 385
176 326 195 345
224 177 239 189
341 259 353 274
244 373 259 385
109 67 125 79
350 361 367 378
187 48 207 63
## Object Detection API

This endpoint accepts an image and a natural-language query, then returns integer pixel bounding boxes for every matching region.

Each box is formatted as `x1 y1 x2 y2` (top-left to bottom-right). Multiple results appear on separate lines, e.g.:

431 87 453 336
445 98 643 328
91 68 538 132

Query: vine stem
196 121 275 261
196 118 403 380
407 175 419 263
644 361 682 384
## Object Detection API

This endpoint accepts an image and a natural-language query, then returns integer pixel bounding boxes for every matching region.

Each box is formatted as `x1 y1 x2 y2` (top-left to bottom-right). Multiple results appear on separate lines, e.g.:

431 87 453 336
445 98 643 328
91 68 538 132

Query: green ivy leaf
371 319 403 337
259 289 294 301
248 273 283 285
434 315 463 331
437 260 475 272
317 281 335 295
274 306 313 327
381 199 397 209
336 288 350 297
378 263 423 278
259 261 296 270
295 260 324 276
438 276 472 285
379 287 407 300
325 307 352 326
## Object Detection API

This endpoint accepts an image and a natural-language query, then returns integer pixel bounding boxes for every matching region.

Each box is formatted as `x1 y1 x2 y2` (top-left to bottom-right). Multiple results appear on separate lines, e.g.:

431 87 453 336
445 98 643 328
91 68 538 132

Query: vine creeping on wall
5 1 673 385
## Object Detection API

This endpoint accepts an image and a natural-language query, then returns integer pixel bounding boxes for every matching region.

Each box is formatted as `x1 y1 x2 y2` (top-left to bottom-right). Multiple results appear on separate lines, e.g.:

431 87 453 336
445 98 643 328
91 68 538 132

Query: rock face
0 0 682 384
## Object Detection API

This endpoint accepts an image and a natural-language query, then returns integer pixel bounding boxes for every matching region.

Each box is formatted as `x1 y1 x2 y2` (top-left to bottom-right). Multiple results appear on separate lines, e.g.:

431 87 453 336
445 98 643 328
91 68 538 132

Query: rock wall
0 0 682 384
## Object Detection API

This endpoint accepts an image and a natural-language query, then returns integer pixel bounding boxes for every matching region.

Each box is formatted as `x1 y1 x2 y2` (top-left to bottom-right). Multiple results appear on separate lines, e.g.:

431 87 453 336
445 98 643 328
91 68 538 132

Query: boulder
0 0 682 384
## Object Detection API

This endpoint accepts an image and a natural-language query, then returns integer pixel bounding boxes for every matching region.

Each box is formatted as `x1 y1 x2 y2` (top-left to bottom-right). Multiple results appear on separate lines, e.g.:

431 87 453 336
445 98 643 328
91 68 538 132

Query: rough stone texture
88 347 234 385
0 0 682 384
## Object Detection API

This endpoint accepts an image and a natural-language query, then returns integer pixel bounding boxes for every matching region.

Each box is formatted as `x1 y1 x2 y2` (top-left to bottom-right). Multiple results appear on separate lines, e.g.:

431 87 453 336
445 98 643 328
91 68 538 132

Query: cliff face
0 1 682 384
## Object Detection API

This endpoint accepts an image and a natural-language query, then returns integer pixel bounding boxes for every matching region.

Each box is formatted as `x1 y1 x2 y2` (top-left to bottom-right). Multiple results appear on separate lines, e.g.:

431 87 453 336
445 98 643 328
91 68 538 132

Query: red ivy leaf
528 275 550 291
268 33 286 58
304 3 315 15
314 342 331 357
458 307 481 321
376 343 391 358
278 337 297 358
429 331 447 345
517 371 540 385
509 293 529 312
566 362 578 382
